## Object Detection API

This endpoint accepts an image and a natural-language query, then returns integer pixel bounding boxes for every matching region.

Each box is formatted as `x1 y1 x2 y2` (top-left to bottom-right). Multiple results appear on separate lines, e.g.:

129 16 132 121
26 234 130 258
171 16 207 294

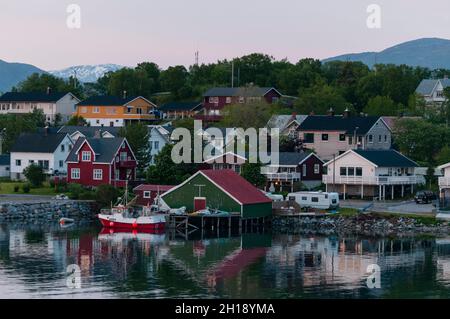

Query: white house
416 78 450 105
0 91 81 124
438 162 450 202
10 130 74 180
323 149 424 200
0 154 10 178
148 124 174 165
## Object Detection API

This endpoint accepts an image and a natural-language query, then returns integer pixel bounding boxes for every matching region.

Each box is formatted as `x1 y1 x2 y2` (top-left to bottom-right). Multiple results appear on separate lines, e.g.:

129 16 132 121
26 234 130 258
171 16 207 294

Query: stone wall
0 201 97 221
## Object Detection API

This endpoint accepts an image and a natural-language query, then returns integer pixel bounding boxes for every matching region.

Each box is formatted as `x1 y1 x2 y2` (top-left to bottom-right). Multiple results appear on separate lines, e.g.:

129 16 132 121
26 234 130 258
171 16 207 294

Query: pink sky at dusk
1 0 450 71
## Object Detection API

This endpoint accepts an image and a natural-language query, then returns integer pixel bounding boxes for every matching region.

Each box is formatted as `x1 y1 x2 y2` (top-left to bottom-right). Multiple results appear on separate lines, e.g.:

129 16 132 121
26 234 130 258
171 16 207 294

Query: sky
1 0 450 71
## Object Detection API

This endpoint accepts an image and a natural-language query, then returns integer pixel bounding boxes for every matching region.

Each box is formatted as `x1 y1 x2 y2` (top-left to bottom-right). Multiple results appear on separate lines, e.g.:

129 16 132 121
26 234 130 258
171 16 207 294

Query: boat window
301 196 307 201
312 197 319 202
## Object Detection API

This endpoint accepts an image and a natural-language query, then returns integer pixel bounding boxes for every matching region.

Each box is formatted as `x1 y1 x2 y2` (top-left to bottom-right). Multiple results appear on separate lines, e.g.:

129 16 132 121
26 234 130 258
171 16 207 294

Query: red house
197 86 282 121
133 184 174 206
66 137 137 187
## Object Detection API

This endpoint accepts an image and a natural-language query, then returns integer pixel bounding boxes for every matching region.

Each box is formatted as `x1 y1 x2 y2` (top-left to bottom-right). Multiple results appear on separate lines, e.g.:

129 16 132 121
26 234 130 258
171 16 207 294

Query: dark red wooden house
133 184 174 206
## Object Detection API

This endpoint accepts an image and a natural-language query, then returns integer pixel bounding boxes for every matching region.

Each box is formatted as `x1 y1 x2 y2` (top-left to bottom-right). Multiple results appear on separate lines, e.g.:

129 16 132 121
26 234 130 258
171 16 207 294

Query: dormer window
82 151 91 162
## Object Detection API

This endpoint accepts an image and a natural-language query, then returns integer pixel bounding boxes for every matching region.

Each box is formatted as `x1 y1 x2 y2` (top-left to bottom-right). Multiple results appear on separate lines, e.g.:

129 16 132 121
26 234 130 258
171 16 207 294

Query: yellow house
74 95 157 127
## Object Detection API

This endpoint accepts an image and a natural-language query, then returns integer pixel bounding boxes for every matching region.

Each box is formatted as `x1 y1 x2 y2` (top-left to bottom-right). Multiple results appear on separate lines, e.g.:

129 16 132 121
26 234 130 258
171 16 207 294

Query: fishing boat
98 182 167 231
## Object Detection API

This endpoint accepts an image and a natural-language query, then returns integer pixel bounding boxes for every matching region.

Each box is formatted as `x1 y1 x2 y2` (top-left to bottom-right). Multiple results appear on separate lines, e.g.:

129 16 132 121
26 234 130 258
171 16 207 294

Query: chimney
44 126 49 136
94 129 102 139
343 107 351 118
46 87 51 95
123 90 127 99
327 107 335 116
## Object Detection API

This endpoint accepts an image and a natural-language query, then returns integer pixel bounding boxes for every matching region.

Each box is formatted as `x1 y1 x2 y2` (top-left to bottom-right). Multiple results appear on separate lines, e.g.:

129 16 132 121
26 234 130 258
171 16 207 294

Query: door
194 197 206 211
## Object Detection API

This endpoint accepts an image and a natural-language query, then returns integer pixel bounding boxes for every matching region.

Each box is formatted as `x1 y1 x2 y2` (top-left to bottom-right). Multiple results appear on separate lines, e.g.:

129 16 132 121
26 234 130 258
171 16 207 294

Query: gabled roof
203 87 281 98
66 137 130 163
159 101 202 111
0 92 75 103
298 115 381 135
0 154 10 166
77 95 155 107
266 114 308 130
416 79 439 95
58 125 120 138
162 170 272 205
324 149 418 168
276 152 323 166
10 132 69 153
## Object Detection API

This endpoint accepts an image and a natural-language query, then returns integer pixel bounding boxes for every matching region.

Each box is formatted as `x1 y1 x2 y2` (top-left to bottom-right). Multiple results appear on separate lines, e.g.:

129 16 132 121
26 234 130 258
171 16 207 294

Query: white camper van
287 191 339 210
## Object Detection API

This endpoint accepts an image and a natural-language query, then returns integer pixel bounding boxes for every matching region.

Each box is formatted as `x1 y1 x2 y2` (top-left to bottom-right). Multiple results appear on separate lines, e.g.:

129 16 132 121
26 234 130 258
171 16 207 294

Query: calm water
0 221 450 299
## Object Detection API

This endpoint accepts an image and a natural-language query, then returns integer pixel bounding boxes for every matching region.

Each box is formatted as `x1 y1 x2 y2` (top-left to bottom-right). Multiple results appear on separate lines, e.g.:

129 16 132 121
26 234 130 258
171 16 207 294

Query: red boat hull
99 217 165 231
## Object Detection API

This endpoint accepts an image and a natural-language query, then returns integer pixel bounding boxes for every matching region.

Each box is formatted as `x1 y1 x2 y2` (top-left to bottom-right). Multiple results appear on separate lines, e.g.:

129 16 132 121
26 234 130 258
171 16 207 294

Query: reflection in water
0 222 450 298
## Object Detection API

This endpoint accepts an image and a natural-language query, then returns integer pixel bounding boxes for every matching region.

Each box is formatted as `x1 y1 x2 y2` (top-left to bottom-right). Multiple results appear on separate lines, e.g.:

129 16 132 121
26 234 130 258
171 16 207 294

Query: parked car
287 191 339 210
414 191 437 204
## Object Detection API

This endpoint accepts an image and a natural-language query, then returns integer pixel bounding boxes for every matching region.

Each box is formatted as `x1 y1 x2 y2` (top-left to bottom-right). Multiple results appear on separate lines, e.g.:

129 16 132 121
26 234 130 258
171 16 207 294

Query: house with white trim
323 149 424 200
10 130 74 180
416 78 450 105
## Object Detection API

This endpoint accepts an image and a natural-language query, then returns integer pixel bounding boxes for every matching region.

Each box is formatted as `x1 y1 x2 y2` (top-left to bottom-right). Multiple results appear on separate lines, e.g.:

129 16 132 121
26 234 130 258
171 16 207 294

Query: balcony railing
263 172 301 181
118 160 137 168
439 177 450 188
323 175 425 185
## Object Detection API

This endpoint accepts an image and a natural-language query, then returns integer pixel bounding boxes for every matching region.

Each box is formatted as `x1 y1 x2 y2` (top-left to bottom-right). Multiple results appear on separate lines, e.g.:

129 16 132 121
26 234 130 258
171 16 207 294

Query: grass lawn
371 211 442 226
0 181 61 196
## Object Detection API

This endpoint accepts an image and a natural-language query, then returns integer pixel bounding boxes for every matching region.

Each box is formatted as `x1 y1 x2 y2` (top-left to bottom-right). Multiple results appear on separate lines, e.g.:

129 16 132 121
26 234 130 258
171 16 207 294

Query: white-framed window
71 168 80 179
154 141 160 150
61 144 65 152
120 152 128 161
143 191 151 198
93 107 100 113
209 97 219 104
81 151 91 162
80 107 87 113
226 97 232 104
29 160 34 165
368 134 373 143
59 160 64 168
239 97 245 103
115 169 120 179
93 169 103 180
15 159 21 166
302 164 307 176
314 164 320 174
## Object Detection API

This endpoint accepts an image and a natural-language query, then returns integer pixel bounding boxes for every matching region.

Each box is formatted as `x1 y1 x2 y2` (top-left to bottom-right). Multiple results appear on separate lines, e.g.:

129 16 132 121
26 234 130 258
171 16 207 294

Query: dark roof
58 126 120 138
0 154 10 166
10 132 68 153
0 92 70 103
77 95 153 106
354 150 418 167
416 79 438 95
134 184 174 192
277 152 320 166
66 137 126 163
298 115 380 135
159 101 202 111
203 87 280 97
200 170 272 205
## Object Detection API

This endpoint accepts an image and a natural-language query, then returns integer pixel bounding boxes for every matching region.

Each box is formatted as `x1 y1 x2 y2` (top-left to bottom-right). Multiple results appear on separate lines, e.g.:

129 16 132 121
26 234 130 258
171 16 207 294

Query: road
340 199 436 215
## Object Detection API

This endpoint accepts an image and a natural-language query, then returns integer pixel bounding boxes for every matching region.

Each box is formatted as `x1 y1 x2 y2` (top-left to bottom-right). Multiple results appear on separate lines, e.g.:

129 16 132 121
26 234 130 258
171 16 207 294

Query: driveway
340 199 436 215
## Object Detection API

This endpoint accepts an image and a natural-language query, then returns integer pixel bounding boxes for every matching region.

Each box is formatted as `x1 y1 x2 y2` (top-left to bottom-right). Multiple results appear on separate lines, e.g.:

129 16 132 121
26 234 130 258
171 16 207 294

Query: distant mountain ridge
48 64 124 83
323 38 450 69
0 60 45 93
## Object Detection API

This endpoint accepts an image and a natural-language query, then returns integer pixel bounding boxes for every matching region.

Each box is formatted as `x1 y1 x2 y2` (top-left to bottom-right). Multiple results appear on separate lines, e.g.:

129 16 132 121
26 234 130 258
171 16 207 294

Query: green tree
435 145 450 165
241 162 266 187
67 115 88 126
16 73 83 97
363 95 398 116
294 83 349 115
220 101 273 129
160 65 190 99
95 184 120 208
119 123 151 176
23 164 45 187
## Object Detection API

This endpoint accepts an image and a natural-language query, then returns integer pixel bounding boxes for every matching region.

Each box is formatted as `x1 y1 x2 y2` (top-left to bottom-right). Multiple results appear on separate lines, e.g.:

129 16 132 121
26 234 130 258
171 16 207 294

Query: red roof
200 170 272 205
134 184 174 192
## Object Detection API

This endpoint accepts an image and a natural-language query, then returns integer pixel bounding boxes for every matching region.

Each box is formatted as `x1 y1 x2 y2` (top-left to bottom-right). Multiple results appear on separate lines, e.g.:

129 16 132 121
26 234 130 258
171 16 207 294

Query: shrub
13 185 20 193
22 183 31 193
95 184 120 208
79 191 96 200
23 164 45 187
68 183 84 199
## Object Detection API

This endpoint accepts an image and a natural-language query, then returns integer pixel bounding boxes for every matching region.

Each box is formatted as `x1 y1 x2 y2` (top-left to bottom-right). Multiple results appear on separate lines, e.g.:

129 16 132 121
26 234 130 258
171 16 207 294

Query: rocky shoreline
272 214 450 237
0 201 97 221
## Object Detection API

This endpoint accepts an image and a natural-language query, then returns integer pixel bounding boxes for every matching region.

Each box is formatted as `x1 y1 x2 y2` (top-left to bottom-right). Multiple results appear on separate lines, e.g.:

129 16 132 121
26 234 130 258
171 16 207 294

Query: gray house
416 78 450 105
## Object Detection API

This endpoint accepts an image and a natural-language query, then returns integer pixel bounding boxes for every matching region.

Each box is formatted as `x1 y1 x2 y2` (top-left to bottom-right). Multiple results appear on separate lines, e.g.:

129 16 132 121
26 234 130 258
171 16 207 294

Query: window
368 135 373 143
384 135 388 143
302 164 307 176
93 169 103 180
115 169 120 179
143 191 151 198
378 135 382 142
59 160 64 168
356 167 363 176
239 97 245 103
226 97 232 104
209 97 219 104
96 120 100 124
61 144 65 152
311 197 319 203
136 108 142 114
348 136 353 145
82 151 91 162
322 134 329 141
38 160 49 170
348 167 355 176
80 107 87 113
301 196 307 201
120 152 128 161
106 108 117 114
71 168 80 179
339 134 346 142
93 107 100 113
29 160 34 165
16 159 21 166
304 133 314 143
154 141 160 150
314 164 320 174
340 167 347 176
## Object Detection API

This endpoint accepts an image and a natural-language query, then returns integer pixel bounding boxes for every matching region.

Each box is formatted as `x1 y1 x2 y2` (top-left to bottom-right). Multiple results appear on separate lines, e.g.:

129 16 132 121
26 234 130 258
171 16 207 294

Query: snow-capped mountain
49 64 125 83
